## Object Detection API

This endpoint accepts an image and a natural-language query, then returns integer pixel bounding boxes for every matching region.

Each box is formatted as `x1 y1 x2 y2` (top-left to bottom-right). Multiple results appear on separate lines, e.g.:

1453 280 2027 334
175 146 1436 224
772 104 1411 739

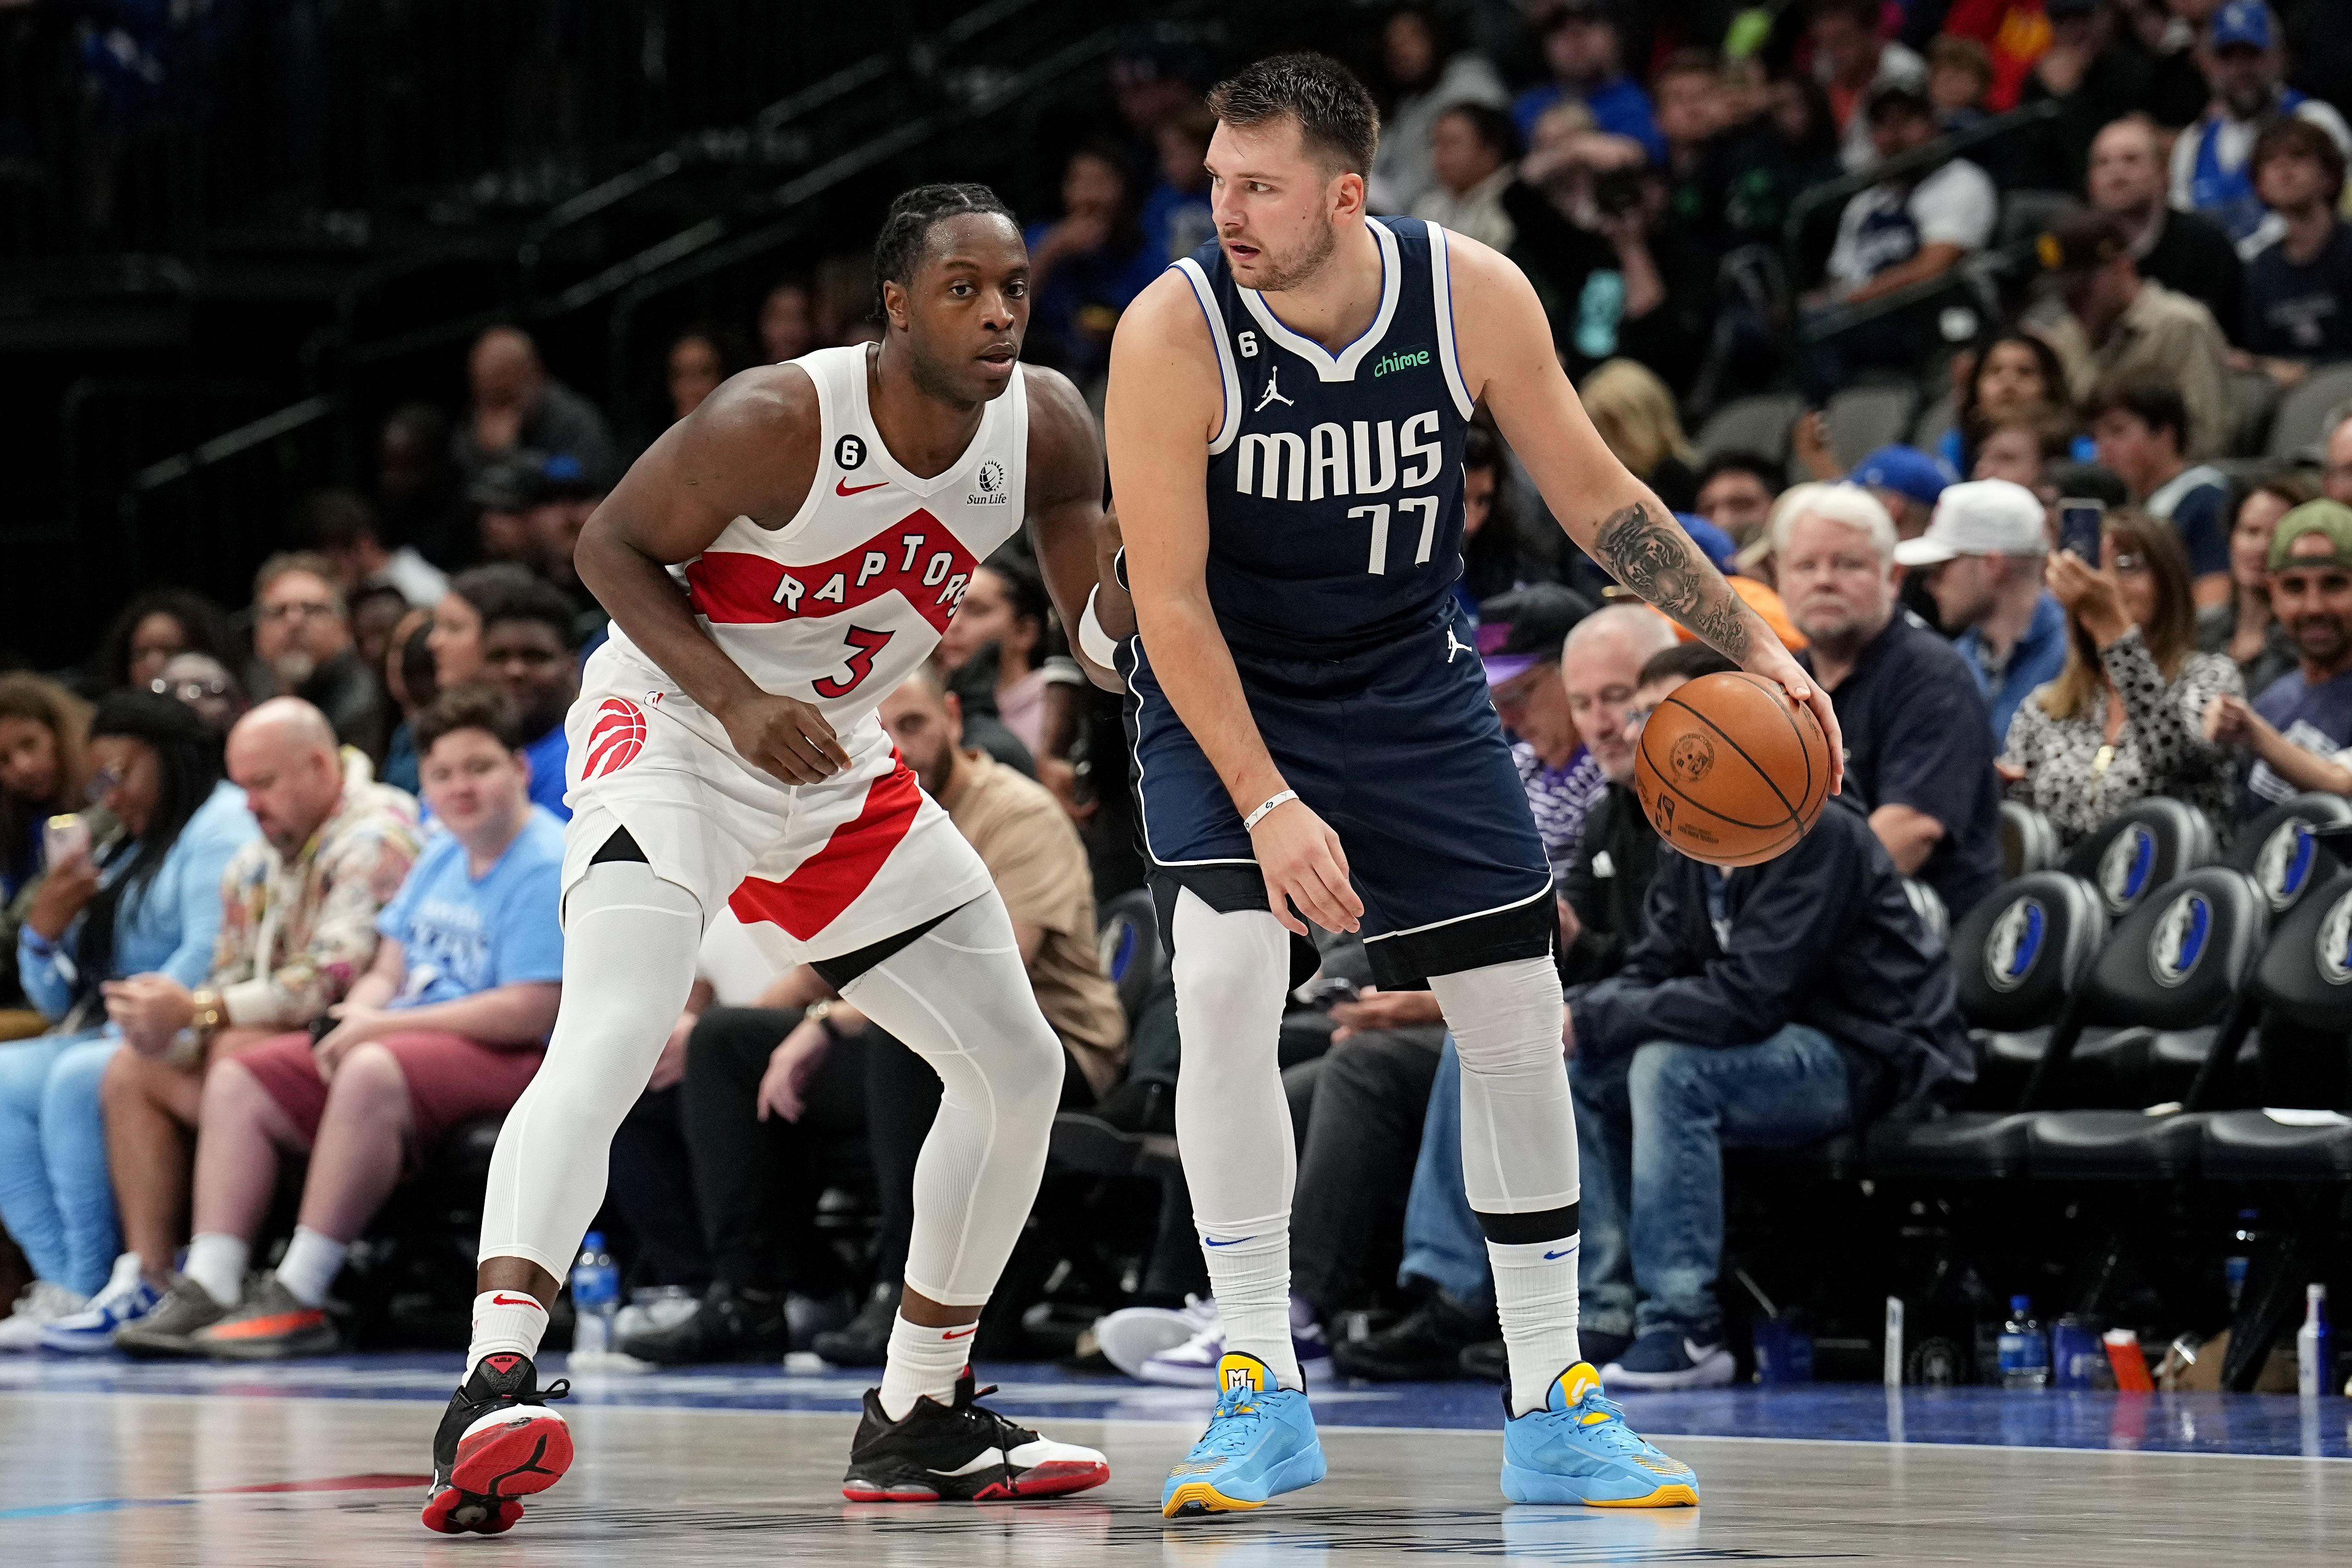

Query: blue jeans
1397 1036 1494 1310
0 1030 123 1295
1570 1025 1851 1340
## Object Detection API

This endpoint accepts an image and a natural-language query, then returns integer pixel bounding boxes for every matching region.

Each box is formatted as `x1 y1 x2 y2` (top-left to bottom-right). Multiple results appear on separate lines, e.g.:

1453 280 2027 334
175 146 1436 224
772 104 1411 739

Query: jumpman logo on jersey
1444 626 1472 663
1253 364 1294 412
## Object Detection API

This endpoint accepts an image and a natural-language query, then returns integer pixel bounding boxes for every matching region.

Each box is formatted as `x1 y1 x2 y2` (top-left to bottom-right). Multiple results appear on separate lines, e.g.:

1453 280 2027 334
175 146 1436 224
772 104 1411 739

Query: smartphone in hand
43 814 89 868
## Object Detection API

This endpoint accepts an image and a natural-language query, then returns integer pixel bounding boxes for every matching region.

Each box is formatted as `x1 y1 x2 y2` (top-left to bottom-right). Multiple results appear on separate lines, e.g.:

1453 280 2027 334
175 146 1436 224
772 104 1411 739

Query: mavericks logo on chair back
1983 896 2045 993
2097 825 2157 913
2147 891 2211 988
2317 888 2352 985
2253 819 2319 911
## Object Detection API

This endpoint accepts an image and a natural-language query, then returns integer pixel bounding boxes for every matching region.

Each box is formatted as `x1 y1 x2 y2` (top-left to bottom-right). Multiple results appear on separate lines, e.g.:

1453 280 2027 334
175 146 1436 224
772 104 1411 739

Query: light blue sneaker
1160 1351 1328 1518
1500 1362 1700 1507
39 1253 163 1354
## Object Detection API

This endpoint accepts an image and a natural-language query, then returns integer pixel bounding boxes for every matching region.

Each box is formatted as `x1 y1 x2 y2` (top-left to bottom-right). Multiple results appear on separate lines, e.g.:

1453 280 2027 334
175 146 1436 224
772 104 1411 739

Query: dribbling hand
1249 798 1362 936
721 691 852 785
1743 643 1843 797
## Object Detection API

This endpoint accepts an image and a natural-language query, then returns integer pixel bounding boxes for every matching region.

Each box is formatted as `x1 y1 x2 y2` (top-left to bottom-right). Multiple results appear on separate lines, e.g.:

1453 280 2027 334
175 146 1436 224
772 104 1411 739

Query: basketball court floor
4 1353 2347 1566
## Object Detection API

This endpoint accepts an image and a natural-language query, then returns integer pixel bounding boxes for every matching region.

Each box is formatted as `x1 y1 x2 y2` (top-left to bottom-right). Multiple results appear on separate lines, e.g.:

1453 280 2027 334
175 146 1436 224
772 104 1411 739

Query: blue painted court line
4 1351 2348 1459
0 1497 192 1519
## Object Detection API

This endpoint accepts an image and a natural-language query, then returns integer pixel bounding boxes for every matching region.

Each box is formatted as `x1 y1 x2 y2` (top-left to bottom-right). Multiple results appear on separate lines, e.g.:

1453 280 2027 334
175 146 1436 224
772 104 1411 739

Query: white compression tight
1168 890 1300 1385
1430 955 1583 1417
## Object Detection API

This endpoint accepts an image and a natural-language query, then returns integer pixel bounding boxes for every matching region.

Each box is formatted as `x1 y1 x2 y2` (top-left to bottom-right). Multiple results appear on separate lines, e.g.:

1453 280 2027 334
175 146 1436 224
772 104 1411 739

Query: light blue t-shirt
376 807 566 1009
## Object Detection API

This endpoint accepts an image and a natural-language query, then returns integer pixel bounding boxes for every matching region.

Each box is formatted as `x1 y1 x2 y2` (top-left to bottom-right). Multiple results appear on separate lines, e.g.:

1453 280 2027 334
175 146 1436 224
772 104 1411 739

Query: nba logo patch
584 698 648 779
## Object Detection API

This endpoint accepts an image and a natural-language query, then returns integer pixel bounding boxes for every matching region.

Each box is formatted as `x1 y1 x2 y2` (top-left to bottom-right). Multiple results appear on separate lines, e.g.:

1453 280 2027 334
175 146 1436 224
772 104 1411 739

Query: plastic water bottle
1998 1296 2049 1389
2297 1284 2335 1399
570 1232 620 1356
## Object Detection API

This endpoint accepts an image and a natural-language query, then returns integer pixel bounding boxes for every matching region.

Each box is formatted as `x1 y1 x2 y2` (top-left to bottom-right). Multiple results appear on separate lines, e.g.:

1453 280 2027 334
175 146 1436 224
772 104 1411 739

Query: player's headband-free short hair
870 183 1017 320
1206 52 1381 178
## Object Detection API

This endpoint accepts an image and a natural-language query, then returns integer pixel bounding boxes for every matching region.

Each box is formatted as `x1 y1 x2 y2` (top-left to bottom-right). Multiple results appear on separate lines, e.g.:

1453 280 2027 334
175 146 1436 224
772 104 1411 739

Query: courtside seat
2025 867 2268 1178
1999 801 2060 882
2200 868 2352 1179
2227 792 2352 918
1867 872 2106 1178
2060 798 2214 920
1096 886 1165 1028
2200 1110 2352 1178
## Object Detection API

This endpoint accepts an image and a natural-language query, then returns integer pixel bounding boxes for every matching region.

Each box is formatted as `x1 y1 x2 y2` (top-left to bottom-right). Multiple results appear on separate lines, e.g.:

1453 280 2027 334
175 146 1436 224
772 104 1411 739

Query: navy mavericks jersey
1175 216 1478 657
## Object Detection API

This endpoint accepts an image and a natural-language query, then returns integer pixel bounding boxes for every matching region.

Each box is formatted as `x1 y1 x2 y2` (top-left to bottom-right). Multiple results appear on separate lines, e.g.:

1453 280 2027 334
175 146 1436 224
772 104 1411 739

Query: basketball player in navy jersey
1100 56 1841 1515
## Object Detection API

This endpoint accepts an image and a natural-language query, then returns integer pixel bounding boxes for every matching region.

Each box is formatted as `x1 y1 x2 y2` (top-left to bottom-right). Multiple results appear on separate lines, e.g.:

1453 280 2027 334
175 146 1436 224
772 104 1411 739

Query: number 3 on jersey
813 625 894 699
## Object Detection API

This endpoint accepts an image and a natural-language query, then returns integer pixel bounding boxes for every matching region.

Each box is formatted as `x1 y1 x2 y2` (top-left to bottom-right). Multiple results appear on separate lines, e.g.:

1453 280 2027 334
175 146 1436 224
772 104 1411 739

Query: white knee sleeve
845 895 1066 1308
479 861 704 1278
1431 956 1578 1216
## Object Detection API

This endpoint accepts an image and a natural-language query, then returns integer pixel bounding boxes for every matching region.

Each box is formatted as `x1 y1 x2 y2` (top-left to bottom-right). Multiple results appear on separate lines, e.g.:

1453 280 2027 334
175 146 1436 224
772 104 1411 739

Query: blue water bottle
570 1231 620 1356
1998 1296 2049 1389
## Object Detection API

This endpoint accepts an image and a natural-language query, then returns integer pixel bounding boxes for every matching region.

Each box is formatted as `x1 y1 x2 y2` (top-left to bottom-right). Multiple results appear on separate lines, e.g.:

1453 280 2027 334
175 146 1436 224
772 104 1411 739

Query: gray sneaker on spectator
115 1275 232 1359
0 1280 87 1351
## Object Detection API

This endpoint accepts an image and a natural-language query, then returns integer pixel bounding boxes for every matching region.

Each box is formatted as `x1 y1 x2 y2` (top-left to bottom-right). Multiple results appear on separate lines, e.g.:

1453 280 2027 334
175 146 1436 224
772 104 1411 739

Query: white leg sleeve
478 861 705 1278
844 893 1066 1309
1431 956 1579 1215
1168 888 1301 1386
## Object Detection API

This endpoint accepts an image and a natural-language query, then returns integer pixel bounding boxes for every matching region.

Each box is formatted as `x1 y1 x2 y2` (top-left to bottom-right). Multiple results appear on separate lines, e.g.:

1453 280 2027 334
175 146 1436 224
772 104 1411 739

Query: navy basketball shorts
1124 602 1555 990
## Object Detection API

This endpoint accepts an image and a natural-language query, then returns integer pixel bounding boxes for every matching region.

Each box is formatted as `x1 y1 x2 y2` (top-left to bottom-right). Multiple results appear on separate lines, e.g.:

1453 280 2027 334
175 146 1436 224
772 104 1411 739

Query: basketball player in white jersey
421 185 1122 1535
1098 56 1842 1515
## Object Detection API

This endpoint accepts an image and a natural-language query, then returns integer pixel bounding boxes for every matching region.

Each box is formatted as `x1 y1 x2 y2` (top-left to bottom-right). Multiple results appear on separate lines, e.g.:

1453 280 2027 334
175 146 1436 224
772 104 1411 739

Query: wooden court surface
4 1389 2348 1567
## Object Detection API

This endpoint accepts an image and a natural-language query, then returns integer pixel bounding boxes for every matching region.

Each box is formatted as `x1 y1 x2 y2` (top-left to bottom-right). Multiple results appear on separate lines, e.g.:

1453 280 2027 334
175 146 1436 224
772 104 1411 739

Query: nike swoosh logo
836 478 888 496
489 1294 541 1308
927 1447 1003 1476
1203 1236 1254 1247
1543 1249 1576 1261
942 1326 978 1341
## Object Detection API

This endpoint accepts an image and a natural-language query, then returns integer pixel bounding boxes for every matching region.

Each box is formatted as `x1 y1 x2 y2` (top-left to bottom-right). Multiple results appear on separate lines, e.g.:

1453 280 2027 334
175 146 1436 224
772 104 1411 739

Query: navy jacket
1568 794 1974 1122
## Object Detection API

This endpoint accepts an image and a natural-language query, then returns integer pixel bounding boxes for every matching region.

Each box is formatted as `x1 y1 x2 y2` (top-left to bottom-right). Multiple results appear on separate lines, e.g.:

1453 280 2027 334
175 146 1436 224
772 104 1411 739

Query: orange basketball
1632 671 1833 868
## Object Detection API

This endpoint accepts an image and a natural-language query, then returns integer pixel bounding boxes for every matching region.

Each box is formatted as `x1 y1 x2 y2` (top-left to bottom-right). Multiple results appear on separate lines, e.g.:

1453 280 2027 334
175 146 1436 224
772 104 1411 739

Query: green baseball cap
2268 500 2352 572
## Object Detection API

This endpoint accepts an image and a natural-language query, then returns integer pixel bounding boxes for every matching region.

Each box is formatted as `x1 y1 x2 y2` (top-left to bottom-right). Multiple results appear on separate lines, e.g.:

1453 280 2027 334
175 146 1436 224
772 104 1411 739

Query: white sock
182 1232 248 1310
467 1290 551 1378
273 1226 348 1308
1490 1235 1582 1418
1198 1223 1300 1389
878 1312 973 1421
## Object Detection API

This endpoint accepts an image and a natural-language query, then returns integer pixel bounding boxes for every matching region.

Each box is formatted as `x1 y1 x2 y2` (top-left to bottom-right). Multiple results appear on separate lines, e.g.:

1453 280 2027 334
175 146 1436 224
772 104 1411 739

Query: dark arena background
3 2 2352 1563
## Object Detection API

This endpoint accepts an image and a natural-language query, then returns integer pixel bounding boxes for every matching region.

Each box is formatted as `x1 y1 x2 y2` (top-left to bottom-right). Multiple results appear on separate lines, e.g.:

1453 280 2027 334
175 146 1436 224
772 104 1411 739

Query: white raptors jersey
600 343 1030 728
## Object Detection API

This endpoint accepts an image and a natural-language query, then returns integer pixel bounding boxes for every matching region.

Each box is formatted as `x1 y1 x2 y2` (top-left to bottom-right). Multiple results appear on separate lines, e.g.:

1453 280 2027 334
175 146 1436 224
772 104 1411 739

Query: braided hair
870 183 1016 322
77 690 223 994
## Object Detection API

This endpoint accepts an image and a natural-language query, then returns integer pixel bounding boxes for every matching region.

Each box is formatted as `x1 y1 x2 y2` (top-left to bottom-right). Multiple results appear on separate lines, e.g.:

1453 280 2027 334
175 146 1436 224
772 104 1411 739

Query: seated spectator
1580 360 1698 513
0 678 96 1033
1818 83 1997 310
1568 786 1970 1389
451 325 617 490
1841 442 1957 633
1807 0 1929 172
757 277 815 364
2085 114 2244 342
1937 330 2081 476
1512 1 1663 164
2168 0 2352 248
87 589 233 701
1649 50 1727 255
349 586 411 700
1926 34 1993 131
1898 479 2070 744
2085 374 2231 601
1142 103 1217 262
428 564 533 693
639 667 1124 1364
0 694 254 1348
1483 586 1607 890
1367 5 1509 216
1715 71 1843 248
2003 509 2243 844
2198 473 2311 696
466 452 540 566
521 452 613 637
379 610 434 796
1971 411 2077 492
2330 414 2352 506
2015 0 2162 193
153 654 247 740
245 552 390 763
666 328 729 421
476 578 582 822
939 557 1052 760
2211 500 2352 812
1457 424 1547 608
1693 452 1780 547
1023 143 1158 381
374 403 464 572
88 698 418 1345
1554 608 1680 970
2038 210 2232 463
115 687 559 1359
2238 118 2352 380
301 488 448 612
1413 104 1519 252
1782 484 2004 917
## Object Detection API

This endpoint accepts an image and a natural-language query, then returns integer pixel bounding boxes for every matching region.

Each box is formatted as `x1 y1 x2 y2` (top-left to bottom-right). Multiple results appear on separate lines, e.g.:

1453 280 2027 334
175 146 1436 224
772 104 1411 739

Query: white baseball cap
1892 479 2048 566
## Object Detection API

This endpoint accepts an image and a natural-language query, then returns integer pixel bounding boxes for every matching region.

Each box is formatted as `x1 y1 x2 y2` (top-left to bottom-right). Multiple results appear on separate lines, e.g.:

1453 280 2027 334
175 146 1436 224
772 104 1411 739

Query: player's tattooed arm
1593 500 1750 657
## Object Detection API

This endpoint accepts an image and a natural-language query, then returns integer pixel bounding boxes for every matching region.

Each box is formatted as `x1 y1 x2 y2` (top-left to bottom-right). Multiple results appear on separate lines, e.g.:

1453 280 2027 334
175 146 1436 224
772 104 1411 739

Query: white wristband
1078 585 1121 669
1243 790 1298 831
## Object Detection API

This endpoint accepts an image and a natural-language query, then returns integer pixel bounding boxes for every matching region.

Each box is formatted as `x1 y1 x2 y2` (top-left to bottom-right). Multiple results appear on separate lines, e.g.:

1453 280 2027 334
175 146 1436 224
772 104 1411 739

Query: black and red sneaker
420 1352 574 1535
841 1367 1109 1502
